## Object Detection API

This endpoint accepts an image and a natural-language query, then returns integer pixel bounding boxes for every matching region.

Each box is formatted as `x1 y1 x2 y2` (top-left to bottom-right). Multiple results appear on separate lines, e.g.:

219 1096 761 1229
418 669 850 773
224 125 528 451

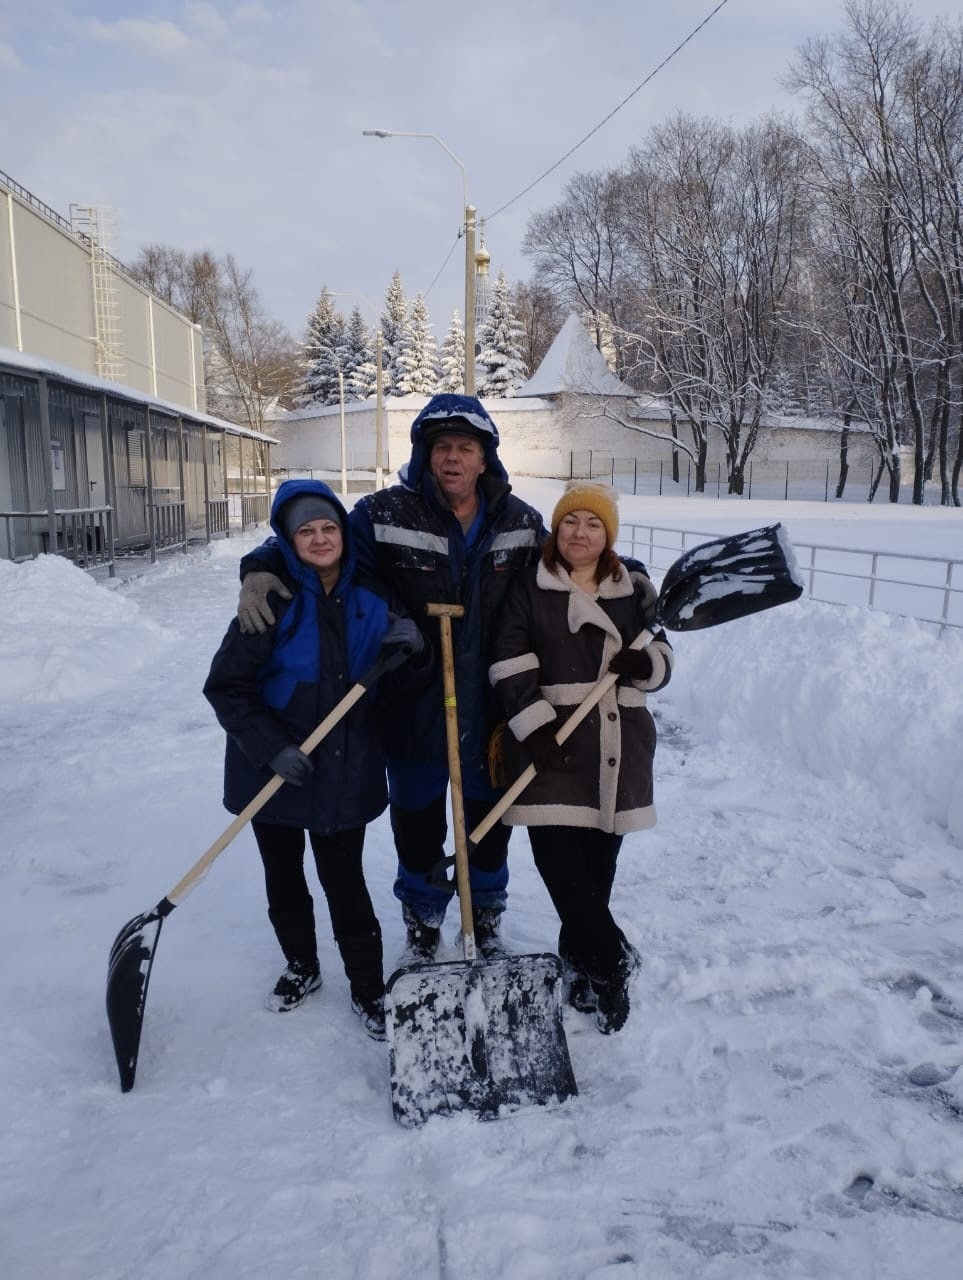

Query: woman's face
556 509 607 571
292 518 343 575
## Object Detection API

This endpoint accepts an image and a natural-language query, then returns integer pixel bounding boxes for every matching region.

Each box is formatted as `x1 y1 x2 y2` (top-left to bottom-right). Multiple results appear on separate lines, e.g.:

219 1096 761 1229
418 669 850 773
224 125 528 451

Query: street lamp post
362 129 475 395
337 369 347 498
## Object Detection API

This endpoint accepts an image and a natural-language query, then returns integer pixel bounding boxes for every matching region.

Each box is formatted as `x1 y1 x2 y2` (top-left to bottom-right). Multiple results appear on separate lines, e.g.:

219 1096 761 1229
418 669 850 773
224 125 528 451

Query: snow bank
660 599 963 846
0 555 172 704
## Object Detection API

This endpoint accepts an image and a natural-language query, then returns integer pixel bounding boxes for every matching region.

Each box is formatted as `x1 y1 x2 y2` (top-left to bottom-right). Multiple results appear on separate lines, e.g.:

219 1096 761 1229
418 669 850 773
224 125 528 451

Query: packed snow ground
2 483 962 1279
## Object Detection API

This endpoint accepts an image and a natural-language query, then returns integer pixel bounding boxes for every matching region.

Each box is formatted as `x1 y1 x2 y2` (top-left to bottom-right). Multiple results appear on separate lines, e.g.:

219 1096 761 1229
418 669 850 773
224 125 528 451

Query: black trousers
529 826 626 985
252 820 383 997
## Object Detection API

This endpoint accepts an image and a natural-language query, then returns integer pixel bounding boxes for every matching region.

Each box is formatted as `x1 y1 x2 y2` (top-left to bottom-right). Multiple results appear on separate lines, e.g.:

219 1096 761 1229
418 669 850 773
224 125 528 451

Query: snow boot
401 904 440 963
351 990 387 1040
266 906 320 1011
560 939 597 1012
267 959 322 1012
592 957 631 1035
472 908 507 959
622 937 643 982
566 968 598 1013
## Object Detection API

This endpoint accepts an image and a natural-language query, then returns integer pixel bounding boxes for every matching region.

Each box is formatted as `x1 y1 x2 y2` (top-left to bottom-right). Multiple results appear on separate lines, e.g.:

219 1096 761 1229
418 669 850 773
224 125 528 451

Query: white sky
0 2 958 334
2 485 962 1276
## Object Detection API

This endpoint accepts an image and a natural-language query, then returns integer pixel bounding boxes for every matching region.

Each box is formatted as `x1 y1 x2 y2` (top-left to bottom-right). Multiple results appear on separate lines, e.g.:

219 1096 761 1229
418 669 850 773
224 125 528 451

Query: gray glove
238 571 292 635
381 615 425 655
269 746 314 786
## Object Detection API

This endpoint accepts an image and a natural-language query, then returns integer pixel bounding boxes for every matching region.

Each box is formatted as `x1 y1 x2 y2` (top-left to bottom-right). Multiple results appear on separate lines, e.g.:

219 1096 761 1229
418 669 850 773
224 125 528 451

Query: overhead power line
484 0 732 223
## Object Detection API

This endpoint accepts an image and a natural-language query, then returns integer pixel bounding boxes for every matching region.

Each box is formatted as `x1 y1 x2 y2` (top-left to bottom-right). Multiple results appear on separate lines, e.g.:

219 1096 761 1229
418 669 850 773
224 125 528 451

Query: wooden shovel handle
426 602 475 956
166 643 410 907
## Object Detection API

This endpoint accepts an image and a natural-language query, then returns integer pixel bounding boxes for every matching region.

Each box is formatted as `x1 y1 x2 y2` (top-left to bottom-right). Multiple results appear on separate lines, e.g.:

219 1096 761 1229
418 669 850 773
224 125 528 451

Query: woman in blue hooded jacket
203 480 429 1037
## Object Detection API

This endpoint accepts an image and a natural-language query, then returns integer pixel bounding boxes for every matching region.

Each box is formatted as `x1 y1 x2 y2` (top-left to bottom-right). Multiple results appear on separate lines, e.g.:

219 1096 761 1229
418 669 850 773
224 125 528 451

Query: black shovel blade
105 903 169 1092
385 953 577 1128
658 523 804 632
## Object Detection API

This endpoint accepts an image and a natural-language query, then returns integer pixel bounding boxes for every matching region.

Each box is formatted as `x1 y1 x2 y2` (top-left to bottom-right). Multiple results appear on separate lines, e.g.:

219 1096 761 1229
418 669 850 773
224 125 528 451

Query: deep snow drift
1 484 962 1279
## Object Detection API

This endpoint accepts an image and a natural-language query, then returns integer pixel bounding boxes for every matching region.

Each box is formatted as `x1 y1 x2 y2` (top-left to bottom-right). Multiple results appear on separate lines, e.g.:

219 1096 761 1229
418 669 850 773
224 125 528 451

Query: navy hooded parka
205 479 426 833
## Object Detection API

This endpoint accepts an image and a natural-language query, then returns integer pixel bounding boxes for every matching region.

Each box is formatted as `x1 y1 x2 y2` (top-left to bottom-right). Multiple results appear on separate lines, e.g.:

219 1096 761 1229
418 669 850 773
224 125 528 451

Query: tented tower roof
514 313 638 399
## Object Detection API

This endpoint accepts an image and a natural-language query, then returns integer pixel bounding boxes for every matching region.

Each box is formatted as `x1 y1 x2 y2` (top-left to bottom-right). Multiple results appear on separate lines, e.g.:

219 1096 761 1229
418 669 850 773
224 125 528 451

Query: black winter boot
592 956 631 1035
401 904 440 962
594 981 629 1034
621 937 643 982
559 938 597 1012
266 906 320 1011
351 990 387 1040
267 959 322 1012
567 968 598 1013
473 908 507 959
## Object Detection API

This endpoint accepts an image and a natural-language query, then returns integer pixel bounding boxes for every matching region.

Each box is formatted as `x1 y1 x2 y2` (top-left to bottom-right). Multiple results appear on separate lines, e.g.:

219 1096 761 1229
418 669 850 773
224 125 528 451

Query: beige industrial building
0 168 275 570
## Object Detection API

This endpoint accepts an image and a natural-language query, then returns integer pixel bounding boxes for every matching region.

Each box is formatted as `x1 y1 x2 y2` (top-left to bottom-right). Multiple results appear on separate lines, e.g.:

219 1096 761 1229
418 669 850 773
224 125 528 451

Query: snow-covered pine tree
395 293 439 395
475 271 528 397
298 288 347 406
344 306 377 401
380 271 408 397
438 311 465 394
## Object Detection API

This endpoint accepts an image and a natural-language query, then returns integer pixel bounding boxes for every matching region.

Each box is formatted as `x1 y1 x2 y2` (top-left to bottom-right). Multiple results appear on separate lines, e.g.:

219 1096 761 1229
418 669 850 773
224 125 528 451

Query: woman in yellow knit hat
489 481 674 1033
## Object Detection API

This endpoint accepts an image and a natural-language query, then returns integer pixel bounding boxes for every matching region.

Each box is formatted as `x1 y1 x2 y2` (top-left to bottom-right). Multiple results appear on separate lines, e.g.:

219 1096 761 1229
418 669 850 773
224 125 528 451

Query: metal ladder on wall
70 204 125 383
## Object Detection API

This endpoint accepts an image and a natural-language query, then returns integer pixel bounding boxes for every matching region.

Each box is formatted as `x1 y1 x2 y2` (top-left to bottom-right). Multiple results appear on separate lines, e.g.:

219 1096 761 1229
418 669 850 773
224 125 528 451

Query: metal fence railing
0 507 115 575
207 498 230 537
571 452 928 505
618 522 963 632
152 501 187 555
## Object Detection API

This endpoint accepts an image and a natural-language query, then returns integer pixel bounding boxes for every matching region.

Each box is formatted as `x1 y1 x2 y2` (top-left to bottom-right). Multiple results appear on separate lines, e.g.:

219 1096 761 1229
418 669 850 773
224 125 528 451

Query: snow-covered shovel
385 604 578 1128
469 523 805 848
106 644 412 1093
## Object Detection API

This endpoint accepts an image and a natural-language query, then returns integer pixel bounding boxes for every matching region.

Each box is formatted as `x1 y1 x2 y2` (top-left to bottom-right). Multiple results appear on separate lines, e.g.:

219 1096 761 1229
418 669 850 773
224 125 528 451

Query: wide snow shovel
385 603 577 1128
470 522 805 847
106 644 412 1093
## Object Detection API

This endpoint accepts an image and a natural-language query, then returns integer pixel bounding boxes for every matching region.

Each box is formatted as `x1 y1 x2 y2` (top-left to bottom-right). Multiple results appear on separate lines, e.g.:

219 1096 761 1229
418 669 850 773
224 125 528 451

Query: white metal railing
618 522 962 632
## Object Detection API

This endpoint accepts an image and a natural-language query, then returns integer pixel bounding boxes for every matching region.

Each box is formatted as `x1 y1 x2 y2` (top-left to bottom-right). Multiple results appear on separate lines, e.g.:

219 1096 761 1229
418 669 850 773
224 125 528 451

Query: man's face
428 432 486 506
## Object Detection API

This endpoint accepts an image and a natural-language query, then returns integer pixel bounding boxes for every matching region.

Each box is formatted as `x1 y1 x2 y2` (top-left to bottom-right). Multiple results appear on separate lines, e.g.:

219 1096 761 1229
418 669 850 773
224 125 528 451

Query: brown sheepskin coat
489 558 673 834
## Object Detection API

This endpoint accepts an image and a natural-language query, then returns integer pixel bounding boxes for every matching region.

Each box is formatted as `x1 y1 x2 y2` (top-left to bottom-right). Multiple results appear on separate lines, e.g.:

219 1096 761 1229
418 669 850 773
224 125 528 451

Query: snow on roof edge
0 345 279 443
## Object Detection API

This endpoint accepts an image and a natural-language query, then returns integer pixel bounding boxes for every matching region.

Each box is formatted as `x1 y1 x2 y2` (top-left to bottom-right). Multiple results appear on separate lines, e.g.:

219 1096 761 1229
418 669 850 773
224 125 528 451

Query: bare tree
522 169 634 373
511 278 566 376
616 114 807 493
899 22 963 504
788 0 940 503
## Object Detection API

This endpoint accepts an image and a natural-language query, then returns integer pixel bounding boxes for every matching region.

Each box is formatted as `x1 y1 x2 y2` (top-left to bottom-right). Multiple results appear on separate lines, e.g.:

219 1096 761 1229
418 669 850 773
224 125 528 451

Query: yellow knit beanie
551 480 619 546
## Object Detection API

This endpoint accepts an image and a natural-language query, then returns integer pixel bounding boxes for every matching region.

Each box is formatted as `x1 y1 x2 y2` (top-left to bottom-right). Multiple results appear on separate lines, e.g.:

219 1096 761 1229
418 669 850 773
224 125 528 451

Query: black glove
269 746 314 786
608 647 654 681
525 722 570 772
238 571 292 635
381 614 425 655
